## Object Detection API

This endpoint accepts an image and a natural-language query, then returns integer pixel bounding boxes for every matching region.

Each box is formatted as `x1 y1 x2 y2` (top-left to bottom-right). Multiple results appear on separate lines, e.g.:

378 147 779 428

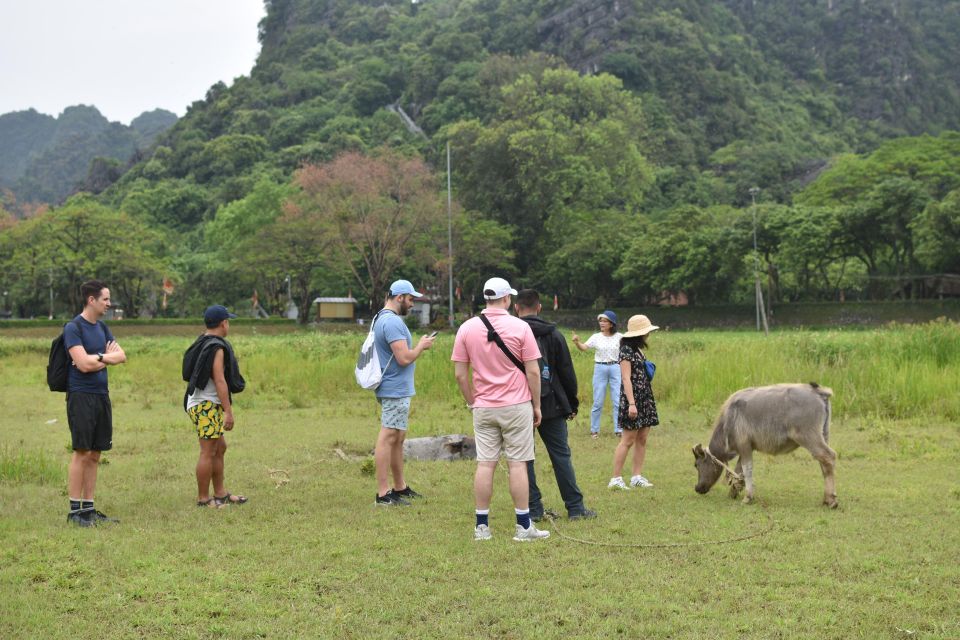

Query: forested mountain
3 0 959 319
0 106 176 205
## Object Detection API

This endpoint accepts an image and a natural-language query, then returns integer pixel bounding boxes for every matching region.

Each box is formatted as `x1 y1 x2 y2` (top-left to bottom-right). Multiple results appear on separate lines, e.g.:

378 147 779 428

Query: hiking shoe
630 475 654 488
393 486 423 499
90 510 119 524
568 508 597 520
513 523 550 542
67 511 94 528
590 432 599 440
608 476 630 490
375 490 411 506
474 524 492 541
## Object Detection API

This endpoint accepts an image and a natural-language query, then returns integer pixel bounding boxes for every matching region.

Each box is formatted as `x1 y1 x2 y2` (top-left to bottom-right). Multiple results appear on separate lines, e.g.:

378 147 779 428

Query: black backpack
47 319 81 392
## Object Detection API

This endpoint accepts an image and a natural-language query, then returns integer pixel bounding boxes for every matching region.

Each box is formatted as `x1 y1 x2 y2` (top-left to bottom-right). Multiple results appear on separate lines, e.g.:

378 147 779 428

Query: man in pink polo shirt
452 277 550 542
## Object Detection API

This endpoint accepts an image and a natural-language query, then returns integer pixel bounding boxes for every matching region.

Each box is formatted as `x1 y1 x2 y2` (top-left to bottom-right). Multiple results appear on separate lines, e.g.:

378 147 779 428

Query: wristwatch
97 352 104 362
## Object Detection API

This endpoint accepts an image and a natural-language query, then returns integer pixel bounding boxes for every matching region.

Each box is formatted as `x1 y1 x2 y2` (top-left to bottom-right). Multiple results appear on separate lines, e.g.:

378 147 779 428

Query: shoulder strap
536 332 551 367
370 309 396 372
479 314 525 373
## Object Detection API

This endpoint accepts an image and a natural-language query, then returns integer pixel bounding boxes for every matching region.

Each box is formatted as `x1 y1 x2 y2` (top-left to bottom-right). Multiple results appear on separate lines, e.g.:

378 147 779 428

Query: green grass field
1 325 958 639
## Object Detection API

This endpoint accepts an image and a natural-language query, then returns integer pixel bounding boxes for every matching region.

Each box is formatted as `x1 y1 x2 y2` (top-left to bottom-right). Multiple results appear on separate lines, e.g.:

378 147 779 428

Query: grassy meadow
1 323 958 639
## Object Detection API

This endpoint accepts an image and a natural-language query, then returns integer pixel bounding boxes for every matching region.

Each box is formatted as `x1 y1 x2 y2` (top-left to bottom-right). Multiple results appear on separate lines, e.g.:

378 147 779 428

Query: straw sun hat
621 314 659 338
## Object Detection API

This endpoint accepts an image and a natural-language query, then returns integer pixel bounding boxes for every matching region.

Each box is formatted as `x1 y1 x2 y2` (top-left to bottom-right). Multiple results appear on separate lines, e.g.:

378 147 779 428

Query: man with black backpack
514 289 596 521
63 280 126 527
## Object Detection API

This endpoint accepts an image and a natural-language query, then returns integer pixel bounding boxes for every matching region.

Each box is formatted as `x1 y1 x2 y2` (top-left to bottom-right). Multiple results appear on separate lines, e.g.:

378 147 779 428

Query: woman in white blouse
572 310 623 439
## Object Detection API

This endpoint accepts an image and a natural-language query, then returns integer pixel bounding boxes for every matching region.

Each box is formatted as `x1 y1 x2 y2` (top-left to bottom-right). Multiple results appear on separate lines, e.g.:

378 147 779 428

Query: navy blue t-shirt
63 315 115 394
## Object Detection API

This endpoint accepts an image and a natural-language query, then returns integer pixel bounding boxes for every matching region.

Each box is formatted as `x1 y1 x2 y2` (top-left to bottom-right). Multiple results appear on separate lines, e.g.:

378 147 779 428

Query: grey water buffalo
692 383 838 508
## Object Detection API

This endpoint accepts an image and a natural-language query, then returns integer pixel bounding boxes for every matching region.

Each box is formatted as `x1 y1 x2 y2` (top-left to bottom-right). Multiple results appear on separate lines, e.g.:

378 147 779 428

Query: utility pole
446 140 455 329
749 187 769 334
48 268 54 320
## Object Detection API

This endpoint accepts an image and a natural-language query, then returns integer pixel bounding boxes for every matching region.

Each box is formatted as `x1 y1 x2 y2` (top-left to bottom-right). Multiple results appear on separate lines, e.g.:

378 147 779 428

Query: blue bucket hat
597 310 618 325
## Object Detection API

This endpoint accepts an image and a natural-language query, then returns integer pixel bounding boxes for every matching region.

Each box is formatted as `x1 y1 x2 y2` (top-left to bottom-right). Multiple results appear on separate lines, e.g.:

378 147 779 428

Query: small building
314 297 357 321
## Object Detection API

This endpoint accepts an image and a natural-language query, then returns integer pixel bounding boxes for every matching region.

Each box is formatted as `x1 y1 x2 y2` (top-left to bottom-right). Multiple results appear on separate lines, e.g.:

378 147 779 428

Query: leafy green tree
913 190 960 274
617 206 748 305
448 68 652 288
120 179 211 230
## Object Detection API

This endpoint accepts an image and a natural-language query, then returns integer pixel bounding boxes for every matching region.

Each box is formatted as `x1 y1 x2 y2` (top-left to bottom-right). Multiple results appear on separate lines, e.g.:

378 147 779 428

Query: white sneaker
630 475 653 488
513 523 550 542
474 524 492 541
608 476 630 490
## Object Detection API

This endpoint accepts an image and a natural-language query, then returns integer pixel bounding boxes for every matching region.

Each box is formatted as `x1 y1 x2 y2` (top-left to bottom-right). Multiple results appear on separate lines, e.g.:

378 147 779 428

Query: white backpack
355 310 395 390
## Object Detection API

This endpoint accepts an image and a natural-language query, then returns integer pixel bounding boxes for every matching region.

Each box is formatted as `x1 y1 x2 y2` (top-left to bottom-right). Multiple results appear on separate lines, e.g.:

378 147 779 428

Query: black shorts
66 392 113 451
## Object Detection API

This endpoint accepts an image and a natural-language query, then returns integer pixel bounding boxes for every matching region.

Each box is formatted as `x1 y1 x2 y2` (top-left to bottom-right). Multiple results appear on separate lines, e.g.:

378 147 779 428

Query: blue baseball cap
204 304 238 327
389 279 423 297
597 310 618 325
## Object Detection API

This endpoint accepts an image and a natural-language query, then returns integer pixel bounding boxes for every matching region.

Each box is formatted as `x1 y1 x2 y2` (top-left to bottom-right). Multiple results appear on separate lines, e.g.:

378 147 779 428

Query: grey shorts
378 396 411 430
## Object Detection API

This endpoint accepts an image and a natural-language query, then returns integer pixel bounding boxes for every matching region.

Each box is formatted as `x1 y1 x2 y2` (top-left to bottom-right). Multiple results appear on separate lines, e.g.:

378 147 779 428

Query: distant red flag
553 294 559 311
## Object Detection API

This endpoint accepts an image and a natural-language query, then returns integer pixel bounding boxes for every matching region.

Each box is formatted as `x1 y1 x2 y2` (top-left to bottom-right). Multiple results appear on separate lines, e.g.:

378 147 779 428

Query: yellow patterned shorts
188 401 225 439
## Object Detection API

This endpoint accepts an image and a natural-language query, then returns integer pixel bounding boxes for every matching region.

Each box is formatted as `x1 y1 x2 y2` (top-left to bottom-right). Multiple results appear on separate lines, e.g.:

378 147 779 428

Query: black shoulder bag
478 314 525 373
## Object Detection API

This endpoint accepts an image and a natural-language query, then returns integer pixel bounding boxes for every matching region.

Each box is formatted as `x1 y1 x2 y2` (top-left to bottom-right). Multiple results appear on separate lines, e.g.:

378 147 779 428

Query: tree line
2 95 957 320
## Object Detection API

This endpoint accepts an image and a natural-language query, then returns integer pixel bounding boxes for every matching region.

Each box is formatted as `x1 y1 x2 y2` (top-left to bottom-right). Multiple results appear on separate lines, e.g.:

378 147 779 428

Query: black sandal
197 498 222 509
214 492 248 506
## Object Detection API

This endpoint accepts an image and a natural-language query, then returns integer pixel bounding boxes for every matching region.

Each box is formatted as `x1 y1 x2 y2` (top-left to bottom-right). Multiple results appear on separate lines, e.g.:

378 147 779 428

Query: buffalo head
692 444 723 494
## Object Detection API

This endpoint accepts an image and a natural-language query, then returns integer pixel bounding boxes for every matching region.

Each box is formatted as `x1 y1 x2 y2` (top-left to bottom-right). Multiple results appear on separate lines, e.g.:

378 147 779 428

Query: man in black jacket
515 289 596 520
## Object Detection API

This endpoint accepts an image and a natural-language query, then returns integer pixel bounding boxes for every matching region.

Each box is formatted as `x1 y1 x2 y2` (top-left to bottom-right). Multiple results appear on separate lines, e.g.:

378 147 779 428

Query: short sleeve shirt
451 308 541 408
374 310 415 398
63 315 114 394
584 332 622 363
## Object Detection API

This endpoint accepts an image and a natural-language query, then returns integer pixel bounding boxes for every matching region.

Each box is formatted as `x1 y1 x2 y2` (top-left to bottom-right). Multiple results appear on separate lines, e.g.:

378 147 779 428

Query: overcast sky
0 0 266 125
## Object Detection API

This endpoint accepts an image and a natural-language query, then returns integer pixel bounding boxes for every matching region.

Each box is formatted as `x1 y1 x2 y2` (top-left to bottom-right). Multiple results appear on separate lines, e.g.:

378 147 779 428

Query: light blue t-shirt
373 310 415 398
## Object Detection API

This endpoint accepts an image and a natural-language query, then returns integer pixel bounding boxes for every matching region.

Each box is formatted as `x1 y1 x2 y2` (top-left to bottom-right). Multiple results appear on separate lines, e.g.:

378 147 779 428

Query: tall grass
4 321 959 422
0 446 63 485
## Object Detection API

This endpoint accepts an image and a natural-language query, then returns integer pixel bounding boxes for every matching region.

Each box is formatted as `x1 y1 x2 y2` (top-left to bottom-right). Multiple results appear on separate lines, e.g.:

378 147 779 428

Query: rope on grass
268 468 290 488
546 500 775 549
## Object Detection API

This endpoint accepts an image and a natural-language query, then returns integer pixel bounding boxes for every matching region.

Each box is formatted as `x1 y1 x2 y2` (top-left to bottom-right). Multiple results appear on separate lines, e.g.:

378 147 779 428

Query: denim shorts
378 396 411 430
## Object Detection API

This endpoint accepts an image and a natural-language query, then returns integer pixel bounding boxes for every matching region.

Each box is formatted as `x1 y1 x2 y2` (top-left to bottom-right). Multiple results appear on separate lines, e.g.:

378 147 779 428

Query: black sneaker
91 510 119 525
375 490 411 506
393 486 423 499
67 511 94 528
568 508 598 520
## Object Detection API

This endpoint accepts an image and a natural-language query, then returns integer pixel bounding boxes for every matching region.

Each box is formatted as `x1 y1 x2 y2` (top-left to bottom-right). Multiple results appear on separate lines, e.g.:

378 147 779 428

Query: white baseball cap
483 277 518 300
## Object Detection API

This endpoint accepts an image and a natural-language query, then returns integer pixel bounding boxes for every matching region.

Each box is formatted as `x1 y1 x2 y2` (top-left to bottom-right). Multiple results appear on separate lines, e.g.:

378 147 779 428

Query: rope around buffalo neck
703 445 744 483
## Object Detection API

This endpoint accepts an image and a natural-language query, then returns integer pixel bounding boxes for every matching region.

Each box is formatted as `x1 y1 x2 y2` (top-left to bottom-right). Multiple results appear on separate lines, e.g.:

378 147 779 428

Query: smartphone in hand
428 331 439 338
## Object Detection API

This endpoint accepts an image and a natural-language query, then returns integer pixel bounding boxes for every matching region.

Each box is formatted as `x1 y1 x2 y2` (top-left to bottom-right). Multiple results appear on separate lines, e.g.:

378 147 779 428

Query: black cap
204 305 237 327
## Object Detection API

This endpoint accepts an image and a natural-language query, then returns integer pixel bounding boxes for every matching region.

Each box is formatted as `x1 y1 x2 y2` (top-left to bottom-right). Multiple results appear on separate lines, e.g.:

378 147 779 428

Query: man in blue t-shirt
63 280 127 527
372 279 436 506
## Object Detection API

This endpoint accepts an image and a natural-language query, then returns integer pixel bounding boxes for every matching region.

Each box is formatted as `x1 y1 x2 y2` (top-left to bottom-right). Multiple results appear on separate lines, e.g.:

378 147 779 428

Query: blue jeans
591 363 621 434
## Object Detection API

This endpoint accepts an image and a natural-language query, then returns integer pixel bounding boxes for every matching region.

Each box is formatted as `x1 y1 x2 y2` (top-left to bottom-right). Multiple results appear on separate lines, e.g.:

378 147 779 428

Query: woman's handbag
644 360 656 381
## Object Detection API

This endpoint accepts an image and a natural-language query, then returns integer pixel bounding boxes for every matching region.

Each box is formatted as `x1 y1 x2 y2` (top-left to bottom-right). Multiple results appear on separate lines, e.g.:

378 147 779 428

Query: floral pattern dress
617 345 659 430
